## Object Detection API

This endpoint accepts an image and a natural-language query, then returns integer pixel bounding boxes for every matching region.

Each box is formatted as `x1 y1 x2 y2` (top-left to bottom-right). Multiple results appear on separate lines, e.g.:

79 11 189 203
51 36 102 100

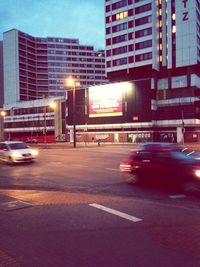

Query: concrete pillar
177 126 184 144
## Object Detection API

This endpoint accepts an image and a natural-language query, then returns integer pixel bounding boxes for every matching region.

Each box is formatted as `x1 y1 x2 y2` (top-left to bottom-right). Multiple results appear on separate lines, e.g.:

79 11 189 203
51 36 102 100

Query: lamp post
66 76 80 148
44 104 47 145
49 101 56 142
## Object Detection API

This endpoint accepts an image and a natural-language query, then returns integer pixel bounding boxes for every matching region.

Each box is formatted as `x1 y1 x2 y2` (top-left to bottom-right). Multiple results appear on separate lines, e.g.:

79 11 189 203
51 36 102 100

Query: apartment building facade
105 0 200 77
3 29 107 105
103 0 200 142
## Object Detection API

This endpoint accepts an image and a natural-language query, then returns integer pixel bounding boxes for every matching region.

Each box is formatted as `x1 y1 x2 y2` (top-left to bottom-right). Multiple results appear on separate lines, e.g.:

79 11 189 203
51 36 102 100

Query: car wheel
7 156 14 165
182 181 200 193
125 172 140 184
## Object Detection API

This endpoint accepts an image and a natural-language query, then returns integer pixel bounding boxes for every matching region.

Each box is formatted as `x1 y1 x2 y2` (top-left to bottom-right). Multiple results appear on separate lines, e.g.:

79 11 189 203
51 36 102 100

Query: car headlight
194 169 200 179
11 151 22 158
31 149 39 156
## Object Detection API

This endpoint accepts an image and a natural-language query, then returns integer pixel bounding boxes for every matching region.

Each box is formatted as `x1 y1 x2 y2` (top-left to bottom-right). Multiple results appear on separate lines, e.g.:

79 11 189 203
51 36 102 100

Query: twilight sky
0 0 105 50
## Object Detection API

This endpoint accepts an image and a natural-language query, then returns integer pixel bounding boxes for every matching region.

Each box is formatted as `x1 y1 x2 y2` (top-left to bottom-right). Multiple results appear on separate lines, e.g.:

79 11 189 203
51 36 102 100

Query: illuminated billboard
89 82 132 118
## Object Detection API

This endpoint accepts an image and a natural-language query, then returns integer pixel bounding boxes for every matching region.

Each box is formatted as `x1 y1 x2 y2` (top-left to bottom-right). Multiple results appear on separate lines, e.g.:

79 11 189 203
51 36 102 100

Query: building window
135 3 152 14
129 56 134 63
112 22 128 33
116 11 128 20
113 57 128 66
112 0 129 10
106 50 112 57
112 46 128 55
128 32 134 40
135 15 152 26
106 38 111 45
128 9 133 16
128 20 134 28
106 61 111 68
135 39 152 50
135 27 152 38
106 5 111 12
106 16 112 23
135 0 146 3
129 44 134 51
106 27 111 34
112 34 128 44
135 52 152 62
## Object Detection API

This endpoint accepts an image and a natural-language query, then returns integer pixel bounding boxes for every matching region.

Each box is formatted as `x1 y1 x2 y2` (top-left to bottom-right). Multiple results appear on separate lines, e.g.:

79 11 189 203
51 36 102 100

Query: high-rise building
3 29 107 105
105 0 200 80
0 41 3 107
104 0 200 143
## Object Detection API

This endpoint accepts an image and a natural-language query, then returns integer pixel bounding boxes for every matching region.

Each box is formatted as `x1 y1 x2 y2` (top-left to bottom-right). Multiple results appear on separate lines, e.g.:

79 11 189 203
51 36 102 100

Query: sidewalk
31 141 200 151
30 141 136 149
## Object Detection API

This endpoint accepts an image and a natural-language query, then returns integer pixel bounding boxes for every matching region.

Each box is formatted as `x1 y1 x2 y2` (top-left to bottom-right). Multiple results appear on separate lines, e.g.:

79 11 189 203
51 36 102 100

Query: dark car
120 143 200 191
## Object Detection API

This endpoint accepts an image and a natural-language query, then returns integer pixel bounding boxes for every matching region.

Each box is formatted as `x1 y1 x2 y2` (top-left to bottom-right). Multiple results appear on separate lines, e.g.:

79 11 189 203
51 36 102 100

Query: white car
0 141 39 164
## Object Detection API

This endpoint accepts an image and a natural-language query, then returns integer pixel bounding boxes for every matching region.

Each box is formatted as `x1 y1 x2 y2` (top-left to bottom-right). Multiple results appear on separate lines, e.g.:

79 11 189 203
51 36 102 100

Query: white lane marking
106 168 119 172
89 203 142 223
169 194 186 199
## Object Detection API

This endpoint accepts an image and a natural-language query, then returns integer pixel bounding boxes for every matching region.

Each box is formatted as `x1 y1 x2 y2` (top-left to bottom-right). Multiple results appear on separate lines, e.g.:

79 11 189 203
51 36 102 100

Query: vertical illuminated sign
182 0 188 21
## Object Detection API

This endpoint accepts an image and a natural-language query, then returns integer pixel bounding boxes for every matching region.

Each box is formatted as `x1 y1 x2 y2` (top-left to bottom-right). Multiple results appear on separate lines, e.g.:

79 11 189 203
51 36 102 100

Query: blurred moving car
0 141 39 164
120 142 200 190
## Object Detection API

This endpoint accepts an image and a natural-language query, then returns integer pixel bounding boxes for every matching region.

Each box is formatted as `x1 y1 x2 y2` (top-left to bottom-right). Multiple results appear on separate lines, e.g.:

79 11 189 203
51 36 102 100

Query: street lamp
49 101 56 110
49 101 56 142
66 76 80 148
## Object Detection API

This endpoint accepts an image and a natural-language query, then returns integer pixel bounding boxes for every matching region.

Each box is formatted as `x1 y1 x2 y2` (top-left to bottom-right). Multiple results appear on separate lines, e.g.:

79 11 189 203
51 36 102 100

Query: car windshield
140 142 180 151
9 143 29 150
170 151 192 160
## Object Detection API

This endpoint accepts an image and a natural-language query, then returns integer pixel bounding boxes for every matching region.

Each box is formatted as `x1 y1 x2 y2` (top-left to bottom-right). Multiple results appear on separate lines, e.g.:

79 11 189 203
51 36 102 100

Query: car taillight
120 159 134 172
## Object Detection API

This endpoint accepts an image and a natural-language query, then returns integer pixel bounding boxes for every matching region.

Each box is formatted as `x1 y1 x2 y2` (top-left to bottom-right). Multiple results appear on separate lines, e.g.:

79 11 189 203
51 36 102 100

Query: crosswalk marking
89 203 142 223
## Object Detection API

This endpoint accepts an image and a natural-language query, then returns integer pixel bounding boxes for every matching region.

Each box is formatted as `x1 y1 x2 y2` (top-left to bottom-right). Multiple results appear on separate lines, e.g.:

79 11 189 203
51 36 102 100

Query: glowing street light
0 111 6 117
66 76 80 148
49 101 56 110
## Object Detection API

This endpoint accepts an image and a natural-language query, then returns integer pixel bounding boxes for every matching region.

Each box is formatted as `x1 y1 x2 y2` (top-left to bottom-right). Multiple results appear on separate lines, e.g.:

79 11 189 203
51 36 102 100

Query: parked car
0 141 39 164
120 142 200 191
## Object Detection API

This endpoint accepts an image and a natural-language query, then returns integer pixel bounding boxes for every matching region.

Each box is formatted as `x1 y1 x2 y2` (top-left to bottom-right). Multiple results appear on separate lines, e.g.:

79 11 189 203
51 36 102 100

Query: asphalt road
0 145 200 267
